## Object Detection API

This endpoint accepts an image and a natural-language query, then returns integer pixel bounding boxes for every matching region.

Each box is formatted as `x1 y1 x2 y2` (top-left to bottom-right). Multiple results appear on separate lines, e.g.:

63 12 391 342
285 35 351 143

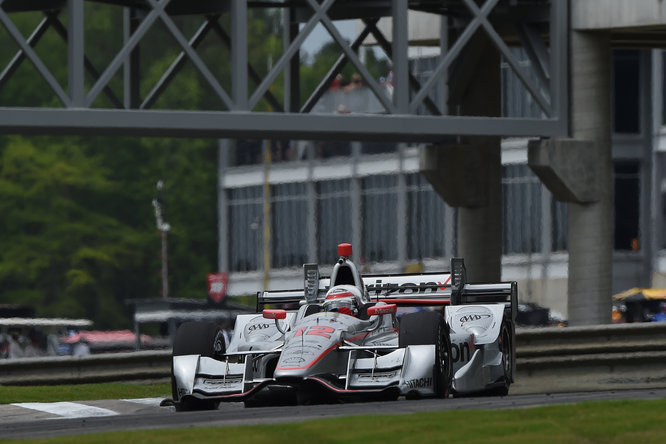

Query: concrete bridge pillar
566 32 613 325
421 37 502 283
528 31 613 325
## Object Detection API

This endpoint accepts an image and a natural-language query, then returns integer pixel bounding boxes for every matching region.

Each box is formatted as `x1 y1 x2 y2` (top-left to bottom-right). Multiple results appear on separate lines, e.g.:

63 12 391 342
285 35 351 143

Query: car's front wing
172 344 439 404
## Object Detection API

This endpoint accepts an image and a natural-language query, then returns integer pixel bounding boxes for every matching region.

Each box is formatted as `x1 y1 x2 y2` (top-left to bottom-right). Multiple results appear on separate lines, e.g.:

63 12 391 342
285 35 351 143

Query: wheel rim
213 330 225 358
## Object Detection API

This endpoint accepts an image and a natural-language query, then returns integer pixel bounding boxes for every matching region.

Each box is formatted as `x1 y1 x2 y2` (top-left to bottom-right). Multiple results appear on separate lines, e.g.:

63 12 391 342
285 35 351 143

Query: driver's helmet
323 285 361 317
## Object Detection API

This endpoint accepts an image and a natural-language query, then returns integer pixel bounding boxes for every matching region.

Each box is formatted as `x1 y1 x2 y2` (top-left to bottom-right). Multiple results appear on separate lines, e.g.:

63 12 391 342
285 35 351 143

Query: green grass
2 396 666 443
0 382 170 404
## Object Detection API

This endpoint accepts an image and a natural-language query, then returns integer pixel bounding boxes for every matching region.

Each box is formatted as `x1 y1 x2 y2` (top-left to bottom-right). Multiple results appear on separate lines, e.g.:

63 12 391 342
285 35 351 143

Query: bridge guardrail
1 323 665 394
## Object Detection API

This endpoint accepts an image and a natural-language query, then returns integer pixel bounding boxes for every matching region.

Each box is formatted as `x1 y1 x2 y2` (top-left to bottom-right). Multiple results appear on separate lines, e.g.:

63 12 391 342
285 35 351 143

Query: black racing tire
486 320 513 397
482 321 513 396
399 311 452 398
171 321 226 411
172 321 226 358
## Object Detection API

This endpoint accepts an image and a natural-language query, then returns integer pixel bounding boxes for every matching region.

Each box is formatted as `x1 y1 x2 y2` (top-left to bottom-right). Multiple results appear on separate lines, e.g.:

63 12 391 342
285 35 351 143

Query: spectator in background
46 333 60 356
72 337 90 356
330 73 343 90
0 334 9 359
23 329 44 358
344 73 362 92
8 330 24 359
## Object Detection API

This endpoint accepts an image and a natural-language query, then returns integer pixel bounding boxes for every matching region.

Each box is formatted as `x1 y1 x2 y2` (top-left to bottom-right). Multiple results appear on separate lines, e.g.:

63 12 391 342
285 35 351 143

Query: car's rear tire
486 320 512 396
399 311 452 398
171 321 226 411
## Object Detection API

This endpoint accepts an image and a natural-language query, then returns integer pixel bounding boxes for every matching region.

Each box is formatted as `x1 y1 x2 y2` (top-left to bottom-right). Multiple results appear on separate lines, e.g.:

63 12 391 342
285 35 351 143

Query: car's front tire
171 321 226 411
399 311 452 398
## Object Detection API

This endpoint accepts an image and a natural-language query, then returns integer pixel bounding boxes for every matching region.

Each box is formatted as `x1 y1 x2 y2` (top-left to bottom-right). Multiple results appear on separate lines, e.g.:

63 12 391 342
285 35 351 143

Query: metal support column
68 0 85 107
397 144 408 269
231 0 248 111
218 139 230 273
123 8 141 109
351 142 362 262
651 50 664 277
284 7 300 113
551 0 569 136
640 51 654 290
391 0 409 113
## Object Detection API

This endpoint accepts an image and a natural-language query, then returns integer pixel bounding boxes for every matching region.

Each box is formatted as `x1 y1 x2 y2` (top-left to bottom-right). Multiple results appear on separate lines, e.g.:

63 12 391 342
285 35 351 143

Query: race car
169 243 516 410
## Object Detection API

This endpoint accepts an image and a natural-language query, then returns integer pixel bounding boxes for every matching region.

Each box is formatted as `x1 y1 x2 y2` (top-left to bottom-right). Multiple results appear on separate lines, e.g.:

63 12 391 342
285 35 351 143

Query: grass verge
2 397 666 443
0 382 170 404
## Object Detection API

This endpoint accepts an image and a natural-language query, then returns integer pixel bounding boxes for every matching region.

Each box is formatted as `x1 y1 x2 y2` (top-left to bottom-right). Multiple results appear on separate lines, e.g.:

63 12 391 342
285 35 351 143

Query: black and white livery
170 243 517 410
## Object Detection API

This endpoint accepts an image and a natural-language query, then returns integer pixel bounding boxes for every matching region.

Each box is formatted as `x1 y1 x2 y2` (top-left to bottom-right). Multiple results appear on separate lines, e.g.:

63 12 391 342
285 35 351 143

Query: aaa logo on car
453 306 493 329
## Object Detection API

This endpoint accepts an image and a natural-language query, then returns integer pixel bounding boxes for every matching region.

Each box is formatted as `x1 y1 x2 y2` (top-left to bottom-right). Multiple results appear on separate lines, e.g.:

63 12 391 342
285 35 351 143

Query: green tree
0 136 145 327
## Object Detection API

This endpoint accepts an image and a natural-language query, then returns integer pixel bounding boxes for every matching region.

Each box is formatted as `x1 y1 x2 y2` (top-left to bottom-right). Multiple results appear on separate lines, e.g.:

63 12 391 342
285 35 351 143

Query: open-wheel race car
169 243 516 410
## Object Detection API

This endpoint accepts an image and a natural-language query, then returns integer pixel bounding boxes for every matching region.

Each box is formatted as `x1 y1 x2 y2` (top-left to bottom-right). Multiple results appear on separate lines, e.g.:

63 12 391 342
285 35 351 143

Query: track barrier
1 323 665 394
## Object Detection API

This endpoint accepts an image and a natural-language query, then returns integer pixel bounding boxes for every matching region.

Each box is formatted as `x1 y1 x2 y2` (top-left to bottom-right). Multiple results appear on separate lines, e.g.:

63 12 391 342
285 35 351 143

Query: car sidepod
446 304 509 394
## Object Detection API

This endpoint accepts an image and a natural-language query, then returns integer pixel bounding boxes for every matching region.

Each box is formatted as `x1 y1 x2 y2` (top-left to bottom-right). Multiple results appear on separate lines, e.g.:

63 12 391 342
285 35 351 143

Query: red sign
207 273 228 303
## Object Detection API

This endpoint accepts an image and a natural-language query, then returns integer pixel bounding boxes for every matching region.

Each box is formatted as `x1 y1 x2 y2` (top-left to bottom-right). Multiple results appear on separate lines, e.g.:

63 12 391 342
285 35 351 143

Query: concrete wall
503 258 569 320
572 0 666 30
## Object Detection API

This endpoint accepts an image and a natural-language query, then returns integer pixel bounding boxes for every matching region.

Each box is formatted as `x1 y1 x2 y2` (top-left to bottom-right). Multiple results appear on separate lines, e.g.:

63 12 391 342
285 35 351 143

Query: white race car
170 244 516 410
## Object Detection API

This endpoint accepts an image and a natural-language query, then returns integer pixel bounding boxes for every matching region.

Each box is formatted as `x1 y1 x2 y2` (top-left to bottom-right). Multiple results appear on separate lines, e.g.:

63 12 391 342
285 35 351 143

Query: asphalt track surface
2 388 666 440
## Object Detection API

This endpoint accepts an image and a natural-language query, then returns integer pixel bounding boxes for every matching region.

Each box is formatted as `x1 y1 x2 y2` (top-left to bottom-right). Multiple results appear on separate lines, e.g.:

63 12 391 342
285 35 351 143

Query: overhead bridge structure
0 0 567 140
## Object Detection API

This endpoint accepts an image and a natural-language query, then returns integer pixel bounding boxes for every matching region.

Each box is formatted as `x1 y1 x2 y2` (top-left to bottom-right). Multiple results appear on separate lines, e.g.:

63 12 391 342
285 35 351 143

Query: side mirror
263 309 288 335
263 309 287 320
367 304 397 317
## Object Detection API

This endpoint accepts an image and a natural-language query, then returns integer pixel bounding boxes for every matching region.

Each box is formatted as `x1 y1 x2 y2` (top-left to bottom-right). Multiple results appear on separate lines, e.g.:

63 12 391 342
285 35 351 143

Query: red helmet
324 285 361 317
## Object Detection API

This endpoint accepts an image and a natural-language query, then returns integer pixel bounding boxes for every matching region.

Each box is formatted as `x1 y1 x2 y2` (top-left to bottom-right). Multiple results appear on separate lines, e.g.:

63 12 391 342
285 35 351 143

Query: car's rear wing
459 282 518 325
445 258 517 326
257 258 516 324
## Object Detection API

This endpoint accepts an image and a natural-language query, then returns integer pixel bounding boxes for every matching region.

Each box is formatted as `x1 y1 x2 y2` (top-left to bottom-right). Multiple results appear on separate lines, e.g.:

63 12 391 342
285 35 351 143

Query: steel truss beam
0 0 567 140
0 108 563 140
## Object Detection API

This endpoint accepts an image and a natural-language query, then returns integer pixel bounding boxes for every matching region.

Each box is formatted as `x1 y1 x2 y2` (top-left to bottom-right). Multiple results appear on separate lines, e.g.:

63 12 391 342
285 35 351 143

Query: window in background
501 48 546 119
663 51 666 126
228 186 263 271
271 183 308 268
613 50 641 134
614 161 641 251
406 173 448 260
317 180 352 263
502 164 542 254
361 142 397 155
551 197 568 252
362 175 398 262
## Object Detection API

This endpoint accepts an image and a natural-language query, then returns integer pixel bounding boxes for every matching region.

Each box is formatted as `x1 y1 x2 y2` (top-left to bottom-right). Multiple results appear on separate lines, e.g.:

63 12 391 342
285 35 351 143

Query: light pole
152 180 170 299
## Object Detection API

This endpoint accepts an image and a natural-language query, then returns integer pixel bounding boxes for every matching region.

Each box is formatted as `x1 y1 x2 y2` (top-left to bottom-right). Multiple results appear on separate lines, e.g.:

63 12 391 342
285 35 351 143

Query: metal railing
512 322 666 394
0 350 171 385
